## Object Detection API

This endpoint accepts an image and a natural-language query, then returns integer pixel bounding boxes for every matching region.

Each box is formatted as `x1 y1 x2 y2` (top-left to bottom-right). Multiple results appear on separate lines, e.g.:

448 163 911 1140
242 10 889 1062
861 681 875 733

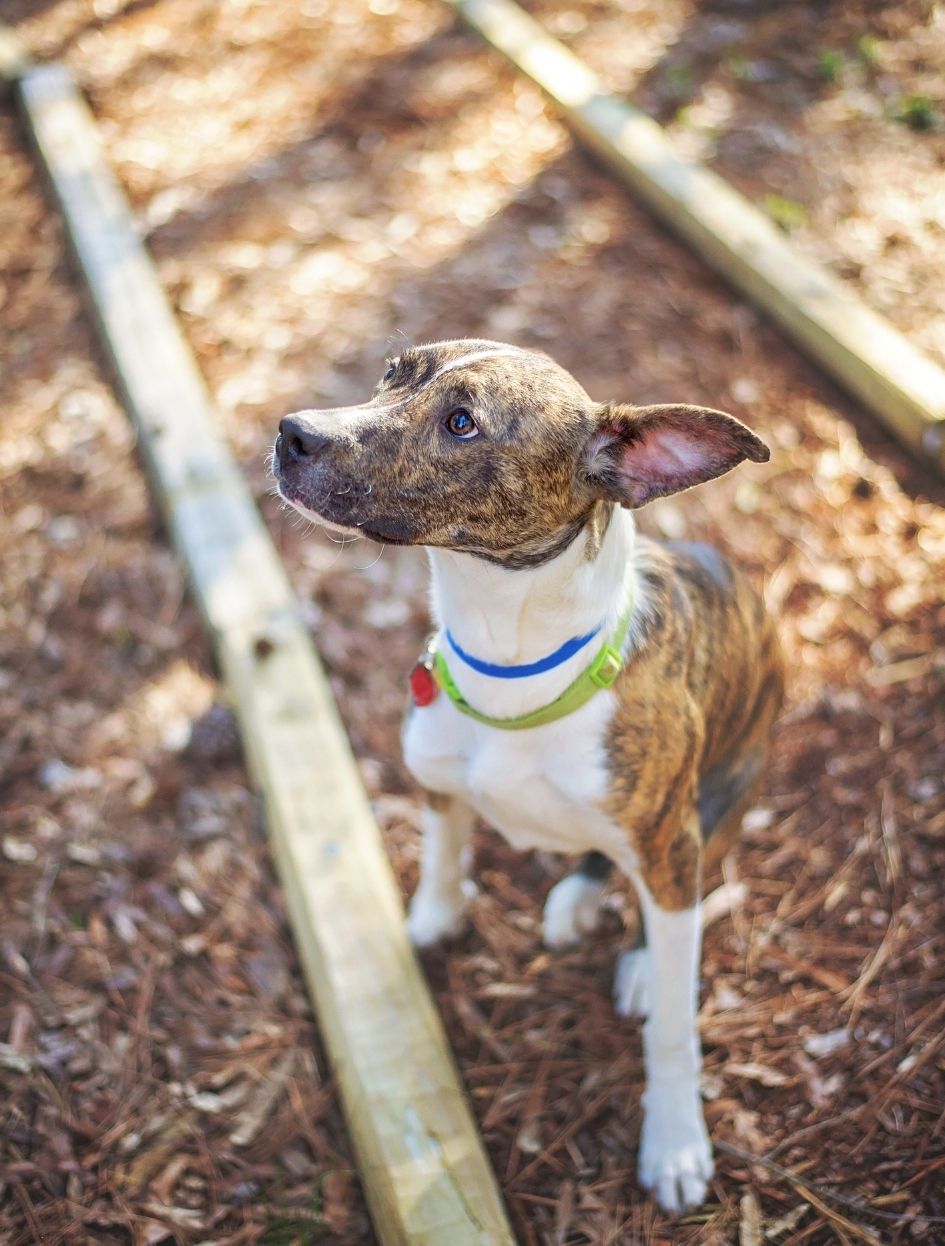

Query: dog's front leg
633 816 712 1213
407 792 475 948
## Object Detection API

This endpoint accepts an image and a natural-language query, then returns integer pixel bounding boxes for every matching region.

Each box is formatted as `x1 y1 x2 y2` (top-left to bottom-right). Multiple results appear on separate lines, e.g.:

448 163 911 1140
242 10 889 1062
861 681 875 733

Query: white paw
407 890 468 948
542 874 603 948
614 947 651 1018
639 1094 713 1214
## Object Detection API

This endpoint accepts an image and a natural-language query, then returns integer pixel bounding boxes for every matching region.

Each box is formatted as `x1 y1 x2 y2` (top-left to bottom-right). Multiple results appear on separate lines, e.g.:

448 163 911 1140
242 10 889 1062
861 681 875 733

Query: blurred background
2 1 944 1243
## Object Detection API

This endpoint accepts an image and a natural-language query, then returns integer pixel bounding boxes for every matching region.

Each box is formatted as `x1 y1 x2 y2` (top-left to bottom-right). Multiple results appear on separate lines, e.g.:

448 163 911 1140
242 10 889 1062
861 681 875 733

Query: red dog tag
410 662 438 707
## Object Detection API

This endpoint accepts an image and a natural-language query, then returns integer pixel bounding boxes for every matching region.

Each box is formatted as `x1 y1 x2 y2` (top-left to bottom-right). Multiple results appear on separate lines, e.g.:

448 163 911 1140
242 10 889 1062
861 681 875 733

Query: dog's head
273 339 769 568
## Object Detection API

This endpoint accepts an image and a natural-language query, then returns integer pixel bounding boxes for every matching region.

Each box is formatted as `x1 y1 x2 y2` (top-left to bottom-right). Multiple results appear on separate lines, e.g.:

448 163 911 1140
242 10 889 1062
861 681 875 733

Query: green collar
425 600 634 731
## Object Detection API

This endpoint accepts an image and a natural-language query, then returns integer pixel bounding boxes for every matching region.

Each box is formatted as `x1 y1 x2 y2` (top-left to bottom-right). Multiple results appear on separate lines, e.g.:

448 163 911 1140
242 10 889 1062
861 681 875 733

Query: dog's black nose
278 415 329 465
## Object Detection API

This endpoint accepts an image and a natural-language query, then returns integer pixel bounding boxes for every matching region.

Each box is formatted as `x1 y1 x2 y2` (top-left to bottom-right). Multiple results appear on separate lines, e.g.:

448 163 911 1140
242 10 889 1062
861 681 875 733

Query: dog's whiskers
356 543 386 571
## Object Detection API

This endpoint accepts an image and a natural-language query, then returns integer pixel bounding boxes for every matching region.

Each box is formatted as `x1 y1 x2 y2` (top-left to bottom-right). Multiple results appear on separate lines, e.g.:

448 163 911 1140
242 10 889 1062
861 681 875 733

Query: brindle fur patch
276 339 604 569
603 540 784 909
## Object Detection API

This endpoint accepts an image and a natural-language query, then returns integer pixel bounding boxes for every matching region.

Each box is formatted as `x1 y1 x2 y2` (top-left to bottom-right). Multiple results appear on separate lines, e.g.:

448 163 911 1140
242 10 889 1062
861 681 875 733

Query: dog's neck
426 505 638 714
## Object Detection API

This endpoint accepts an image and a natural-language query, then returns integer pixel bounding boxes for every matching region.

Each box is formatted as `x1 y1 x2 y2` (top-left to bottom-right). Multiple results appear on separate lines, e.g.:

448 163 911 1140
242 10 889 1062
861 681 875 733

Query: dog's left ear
583 403 770 508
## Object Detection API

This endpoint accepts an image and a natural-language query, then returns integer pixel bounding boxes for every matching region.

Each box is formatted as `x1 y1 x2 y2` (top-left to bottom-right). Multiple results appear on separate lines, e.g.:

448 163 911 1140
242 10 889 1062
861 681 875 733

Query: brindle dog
273 339 783 1214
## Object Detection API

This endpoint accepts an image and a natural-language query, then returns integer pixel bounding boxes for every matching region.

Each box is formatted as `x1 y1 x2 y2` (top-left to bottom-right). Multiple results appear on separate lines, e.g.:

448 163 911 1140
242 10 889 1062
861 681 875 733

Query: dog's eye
383 359 397 382
444 409 478 439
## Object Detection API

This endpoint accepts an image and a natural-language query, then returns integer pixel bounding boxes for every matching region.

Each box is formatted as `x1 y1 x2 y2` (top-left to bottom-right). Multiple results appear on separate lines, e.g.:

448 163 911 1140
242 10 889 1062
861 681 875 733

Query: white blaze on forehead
427 346 530 382
369 346 531 412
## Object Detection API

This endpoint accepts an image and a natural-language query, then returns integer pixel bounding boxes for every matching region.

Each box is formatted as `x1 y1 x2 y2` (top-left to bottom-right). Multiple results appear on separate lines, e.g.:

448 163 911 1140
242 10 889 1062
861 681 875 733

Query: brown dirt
2 1 944 1244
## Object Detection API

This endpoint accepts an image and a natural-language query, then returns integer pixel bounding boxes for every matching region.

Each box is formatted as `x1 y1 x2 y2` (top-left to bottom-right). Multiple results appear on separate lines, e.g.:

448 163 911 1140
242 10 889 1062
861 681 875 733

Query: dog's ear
582 403 770 508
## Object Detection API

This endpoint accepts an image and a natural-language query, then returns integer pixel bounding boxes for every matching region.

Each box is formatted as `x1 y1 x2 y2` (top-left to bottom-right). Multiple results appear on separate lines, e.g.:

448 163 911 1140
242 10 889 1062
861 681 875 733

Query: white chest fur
402 509 640 871
403 688 632 861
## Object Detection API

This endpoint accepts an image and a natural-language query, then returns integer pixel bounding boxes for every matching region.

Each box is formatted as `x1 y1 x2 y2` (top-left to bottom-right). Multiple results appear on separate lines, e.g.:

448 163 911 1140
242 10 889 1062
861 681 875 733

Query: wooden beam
15 61 515 1246
448 0 945 474
0 22 32 86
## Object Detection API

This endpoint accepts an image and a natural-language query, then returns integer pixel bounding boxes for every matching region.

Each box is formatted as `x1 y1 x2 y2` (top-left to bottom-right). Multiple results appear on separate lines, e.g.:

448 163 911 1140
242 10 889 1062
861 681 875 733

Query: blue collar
444 624 603 679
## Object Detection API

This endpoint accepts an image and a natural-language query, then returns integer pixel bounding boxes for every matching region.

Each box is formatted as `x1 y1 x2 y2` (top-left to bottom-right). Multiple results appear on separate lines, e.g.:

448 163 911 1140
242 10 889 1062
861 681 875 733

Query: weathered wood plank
16 61 515 1246
0 22 31 85
448 0 945 473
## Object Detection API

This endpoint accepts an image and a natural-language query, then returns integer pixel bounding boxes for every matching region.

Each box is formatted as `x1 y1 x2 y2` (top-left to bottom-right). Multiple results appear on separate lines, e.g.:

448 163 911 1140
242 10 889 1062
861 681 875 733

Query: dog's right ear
582 402 770 508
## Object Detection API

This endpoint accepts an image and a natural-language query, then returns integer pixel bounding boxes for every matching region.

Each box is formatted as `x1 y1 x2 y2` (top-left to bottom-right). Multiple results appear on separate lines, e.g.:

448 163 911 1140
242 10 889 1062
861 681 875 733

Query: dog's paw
407 891 468 948
614 947 651 1018
542 874 602 948
639 1100 713 1214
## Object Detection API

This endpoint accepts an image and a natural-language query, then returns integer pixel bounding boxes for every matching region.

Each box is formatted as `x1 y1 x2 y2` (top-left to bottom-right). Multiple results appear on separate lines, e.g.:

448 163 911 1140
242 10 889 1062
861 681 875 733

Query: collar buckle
588 643 623 689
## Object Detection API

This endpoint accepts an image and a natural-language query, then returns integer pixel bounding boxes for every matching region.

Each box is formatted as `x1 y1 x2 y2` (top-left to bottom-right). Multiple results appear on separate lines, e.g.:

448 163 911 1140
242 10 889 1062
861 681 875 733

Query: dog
272 339 783 1213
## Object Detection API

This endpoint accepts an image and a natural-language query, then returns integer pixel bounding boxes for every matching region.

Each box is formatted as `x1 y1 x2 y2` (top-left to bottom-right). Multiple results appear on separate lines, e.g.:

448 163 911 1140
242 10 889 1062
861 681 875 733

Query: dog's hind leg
407 792 475 948
630 808 713 1213
542 850 611 948
620 744 773 1019
635 882 712 1212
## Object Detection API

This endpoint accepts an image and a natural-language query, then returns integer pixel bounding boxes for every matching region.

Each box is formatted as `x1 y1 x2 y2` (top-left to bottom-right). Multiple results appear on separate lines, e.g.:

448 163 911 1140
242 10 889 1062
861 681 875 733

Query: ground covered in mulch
2 1 944 1243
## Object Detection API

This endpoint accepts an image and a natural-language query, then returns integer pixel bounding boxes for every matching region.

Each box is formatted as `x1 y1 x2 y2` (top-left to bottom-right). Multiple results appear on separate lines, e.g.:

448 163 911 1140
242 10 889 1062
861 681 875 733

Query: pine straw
2 1 944 1243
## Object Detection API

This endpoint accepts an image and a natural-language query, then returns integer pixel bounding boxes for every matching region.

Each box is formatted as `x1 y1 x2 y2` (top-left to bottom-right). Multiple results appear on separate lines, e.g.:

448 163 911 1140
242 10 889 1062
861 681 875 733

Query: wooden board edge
0 21 33 85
